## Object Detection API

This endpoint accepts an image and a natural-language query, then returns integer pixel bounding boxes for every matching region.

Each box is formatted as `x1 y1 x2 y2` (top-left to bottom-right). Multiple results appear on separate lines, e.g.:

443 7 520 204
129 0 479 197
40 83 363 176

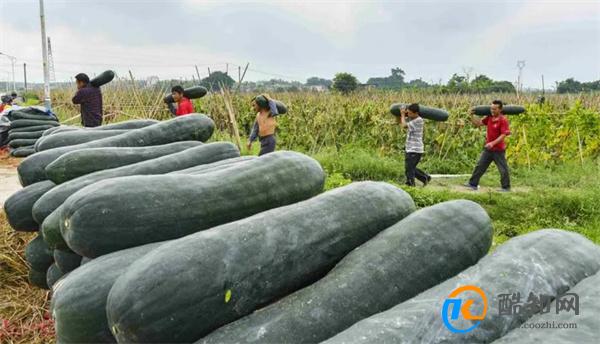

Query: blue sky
1 0 599 88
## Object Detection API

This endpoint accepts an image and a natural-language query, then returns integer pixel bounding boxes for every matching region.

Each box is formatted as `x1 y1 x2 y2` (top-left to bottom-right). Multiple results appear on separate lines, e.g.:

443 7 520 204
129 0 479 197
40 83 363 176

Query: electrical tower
516 60 526 94
47 36 56 83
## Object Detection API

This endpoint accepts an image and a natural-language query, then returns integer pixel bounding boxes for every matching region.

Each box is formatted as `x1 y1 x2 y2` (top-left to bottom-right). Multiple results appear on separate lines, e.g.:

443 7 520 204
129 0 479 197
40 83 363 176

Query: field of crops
47 84 600 173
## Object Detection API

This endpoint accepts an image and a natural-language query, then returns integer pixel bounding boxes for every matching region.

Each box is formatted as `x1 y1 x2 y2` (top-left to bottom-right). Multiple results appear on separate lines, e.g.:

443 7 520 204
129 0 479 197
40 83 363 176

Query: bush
332 73 358 94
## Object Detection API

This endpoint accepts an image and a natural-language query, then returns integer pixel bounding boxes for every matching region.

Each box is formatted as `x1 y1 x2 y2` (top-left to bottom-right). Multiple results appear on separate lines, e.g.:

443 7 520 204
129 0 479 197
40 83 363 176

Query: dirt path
0 153 21 207
0 167 20 206
427 175 532 194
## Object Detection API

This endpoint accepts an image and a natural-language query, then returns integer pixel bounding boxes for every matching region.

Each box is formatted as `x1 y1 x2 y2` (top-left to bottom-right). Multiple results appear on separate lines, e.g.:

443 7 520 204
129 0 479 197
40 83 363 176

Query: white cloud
0 21 238 83
184 0 384 44
462 0 600 67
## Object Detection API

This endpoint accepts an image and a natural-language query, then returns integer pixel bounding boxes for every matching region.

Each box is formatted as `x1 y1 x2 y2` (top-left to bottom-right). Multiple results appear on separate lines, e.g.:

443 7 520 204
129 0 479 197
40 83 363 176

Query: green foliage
317 150 600 246
210 91 600 172
332 73 359 94
367 68 406 89
201 71 236 91
444 74 515 94
508 100 600 166
556 78 600 94
306 77 332 88
21 91 40 102
324 172 352 190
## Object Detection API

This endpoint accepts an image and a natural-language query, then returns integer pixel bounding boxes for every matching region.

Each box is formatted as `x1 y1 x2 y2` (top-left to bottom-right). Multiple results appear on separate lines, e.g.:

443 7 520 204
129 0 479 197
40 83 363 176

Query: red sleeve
481 116 489 125
184 101 194 114
177 100 194 115
500 117 510 136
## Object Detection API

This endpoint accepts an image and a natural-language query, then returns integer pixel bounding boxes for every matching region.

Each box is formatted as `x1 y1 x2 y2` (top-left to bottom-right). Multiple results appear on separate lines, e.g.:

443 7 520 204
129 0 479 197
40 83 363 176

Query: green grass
217 132 600 247
309 145 600 248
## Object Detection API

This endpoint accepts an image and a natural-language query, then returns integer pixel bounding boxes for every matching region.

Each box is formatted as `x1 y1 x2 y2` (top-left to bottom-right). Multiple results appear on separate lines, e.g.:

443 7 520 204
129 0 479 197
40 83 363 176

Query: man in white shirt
398 103 431 187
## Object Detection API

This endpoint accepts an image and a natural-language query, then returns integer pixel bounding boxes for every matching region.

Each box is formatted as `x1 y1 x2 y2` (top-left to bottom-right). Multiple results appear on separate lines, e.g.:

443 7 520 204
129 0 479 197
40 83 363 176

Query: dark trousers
469 149 511 189
82 116 102 128
405 152 429 186
259 135 276 156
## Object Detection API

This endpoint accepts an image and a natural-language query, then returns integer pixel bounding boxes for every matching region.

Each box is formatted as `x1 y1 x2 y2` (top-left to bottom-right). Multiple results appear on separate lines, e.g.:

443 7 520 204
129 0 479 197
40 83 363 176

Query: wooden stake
235 63 250 93
195 65 201 82
522 126 531 170
128 70 149 118
576 124 584 166
219 81 242 151
207 67 214 91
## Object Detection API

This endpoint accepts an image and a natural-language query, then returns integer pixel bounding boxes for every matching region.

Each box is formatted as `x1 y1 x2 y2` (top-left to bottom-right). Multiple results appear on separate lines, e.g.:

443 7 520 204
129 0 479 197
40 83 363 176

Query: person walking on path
72 73 103 127
465 99 511 192
399 103 431 187
247 94 280 156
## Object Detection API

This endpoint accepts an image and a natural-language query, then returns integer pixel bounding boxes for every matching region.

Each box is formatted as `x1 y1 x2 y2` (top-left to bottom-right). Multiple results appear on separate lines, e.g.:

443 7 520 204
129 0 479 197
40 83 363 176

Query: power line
229 62 301 80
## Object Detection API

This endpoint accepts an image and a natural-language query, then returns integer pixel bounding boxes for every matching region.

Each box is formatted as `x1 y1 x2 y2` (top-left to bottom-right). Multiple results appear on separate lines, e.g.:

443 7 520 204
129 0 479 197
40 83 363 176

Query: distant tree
471 74 493 91
582 80 600 91
391 68 405 80
201 71 236 91
306 77 332 88
406 78 430 88
332 73 359 94
556 78 600 93
367 67 405 89
488 81 516 93
446 73 469 93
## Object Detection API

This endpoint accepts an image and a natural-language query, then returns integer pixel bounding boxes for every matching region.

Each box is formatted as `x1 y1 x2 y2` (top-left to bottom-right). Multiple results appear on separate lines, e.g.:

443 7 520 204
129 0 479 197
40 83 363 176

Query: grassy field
314 148 600 247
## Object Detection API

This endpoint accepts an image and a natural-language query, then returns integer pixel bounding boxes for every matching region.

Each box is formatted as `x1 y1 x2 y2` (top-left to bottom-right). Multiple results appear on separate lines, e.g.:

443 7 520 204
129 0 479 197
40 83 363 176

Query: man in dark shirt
72 73 103 127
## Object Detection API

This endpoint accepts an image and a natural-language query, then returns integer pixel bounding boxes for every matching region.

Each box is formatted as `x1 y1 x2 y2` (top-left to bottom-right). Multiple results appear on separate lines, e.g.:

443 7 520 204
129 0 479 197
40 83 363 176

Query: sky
0 0 599 88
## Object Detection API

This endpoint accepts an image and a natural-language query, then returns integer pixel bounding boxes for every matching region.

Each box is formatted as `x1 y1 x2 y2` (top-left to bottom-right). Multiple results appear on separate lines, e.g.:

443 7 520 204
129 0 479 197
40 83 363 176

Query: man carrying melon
247 94 279 156
399 103 431 187
465 100 511 192
72 73 103 127
167 85 195 116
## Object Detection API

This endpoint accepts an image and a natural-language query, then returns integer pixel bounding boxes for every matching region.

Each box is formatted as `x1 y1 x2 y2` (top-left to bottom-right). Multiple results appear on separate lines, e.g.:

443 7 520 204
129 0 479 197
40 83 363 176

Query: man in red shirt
465 100 511 191
168 85 194 116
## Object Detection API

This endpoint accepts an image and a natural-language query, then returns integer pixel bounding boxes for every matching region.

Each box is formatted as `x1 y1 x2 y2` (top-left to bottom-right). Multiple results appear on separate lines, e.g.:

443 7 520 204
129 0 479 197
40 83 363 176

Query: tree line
330 68 516 94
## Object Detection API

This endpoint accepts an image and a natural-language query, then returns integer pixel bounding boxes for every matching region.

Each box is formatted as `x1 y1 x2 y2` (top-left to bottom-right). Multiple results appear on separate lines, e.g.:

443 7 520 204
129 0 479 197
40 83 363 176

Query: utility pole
23 63 27 92
39 0 52 109
541 75 545 96
516 60 526 95
47 37 56 83
0 52 17 91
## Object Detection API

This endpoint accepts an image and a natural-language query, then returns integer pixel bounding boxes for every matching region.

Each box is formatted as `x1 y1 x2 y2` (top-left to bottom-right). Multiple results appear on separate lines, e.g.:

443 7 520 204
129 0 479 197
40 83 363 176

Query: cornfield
46 80 600 171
